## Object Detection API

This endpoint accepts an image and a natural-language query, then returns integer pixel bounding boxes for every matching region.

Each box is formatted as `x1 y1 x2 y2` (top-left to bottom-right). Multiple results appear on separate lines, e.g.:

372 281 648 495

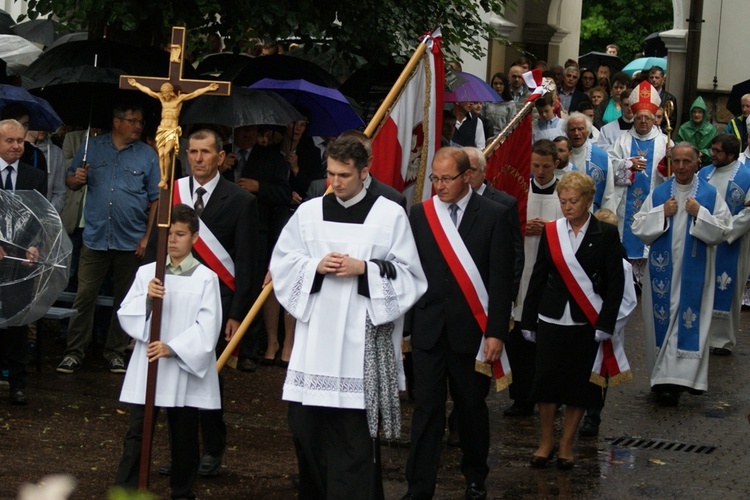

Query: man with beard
698 134 750 356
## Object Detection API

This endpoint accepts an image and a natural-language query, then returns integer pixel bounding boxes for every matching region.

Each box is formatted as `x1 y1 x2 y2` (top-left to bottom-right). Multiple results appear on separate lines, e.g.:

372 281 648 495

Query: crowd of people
2 37 750 499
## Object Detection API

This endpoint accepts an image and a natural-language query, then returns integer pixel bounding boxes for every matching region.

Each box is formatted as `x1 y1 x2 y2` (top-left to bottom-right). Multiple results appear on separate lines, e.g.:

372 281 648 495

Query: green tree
24 0 511 62
580 0 672 62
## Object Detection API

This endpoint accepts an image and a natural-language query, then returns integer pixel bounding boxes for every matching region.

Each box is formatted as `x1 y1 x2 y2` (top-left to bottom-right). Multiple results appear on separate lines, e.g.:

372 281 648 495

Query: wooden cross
118 26 231 493
118 26 230 96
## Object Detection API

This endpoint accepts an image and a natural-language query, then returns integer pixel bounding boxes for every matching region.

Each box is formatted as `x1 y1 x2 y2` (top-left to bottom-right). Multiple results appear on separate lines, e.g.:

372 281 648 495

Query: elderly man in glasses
405 147 515 500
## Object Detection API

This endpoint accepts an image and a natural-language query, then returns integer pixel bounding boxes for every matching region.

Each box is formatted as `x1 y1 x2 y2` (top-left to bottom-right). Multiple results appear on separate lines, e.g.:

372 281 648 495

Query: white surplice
118 263 223 409
270 196 427 409
513 183 563 321
631 179 731 390
703 161 750 350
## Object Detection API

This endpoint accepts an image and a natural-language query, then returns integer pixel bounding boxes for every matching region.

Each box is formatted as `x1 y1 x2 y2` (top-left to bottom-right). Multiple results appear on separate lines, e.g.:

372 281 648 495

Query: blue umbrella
444 71 500 103
248 78 364 136
0 84 62 131
622 57 667 76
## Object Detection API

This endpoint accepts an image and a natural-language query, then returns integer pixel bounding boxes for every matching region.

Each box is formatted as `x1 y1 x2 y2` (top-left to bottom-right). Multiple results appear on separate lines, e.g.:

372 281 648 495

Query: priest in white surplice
631 143 731 406
698 134 750 355
270 134 427 499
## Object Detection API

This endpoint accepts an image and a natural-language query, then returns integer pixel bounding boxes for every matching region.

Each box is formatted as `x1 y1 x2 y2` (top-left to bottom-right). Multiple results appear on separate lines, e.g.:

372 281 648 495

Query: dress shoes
198 452 223 477
9 389 28 405
259 357 276 366
556 457 575 470
503 401 534 417
710 347 732 356
465 482 487 500
157 463 171 476
238 358 258 373
657 391 680 407
578 421 599 438
529 449 555 469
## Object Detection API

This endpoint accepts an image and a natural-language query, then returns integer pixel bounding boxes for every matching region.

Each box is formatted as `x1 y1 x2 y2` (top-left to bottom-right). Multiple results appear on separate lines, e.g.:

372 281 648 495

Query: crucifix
119 25 231 491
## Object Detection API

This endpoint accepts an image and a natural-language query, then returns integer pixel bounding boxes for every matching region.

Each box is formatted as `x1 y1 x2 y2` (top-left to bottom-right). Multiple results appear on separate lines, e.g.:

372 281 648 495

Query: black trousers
115 404 200 499
288 402 384 500
505 324 536 404
406 333 491 498
0 325 28 392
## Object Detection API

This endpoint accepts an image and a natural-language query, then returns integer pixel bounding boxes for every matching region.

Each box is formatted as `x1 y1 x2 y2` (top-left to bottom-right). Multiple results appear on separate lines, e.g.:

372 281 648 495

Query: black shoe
657 391 680 407
10 389 28 405
579 421 599 437
529 449 555 469
503 402 534 417
238 358 257 372
157 463 171 476
556 458 575 471
465 482 487 500
198 453 223 477
710 347 732 356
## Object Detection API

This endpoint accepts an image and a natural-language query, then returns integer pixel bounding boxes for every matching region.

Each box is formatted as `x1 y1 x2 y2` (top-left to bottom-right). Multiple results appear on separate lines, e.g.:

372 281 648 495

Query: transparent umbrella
0 189 71 328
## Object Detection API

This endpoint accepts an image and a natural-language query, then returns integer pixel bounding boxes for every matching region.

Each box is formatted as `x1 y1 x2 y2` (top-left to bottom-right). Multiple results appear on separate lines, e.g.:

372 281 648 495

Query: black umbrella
219 54 339 88
287 46 367 84
578 51 625 73
195 52 251 77
727 79 750 117
25 39 192 128
12 19 73 47
339 61 405 124
45 32 87 51
181 86 304 128
27 66 160 128
644 32 668 58
0 9 15 31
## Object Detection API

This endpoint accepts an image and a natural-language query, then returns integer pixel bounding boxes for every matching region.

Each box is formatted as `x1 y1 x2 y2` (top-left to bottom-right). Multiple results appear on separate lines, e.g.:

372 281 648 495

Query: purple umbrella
248 78 364 137
444 71 500 103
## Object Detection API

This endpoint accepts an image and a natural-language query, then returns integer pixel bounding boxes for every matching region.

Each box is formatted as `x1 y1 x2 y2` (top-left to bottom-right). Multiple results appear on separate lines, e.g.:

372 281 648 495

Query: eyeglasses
711 147 724 153
428 172 464 184
634 116 653 121
117 117 146 126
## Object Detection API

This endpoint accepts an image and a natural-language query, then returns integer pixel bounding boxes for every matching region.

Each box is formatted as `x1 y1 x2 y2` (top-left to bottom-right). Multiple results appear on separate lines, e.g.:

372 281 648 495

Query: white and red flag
370 30 444 205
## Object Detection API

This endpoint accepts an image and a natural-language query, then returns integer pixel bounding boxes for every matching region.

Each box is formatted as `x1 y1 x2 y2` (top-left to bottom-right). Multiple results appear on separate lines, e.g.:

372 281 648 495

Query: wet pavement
2 301 750 498
384 301 750 498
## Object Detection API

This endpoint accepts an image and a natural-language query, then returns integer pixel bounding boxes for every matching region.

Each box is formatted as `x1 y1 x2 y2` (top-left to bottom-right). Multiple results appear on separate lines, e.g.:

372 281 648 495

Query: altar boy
114 204 222 499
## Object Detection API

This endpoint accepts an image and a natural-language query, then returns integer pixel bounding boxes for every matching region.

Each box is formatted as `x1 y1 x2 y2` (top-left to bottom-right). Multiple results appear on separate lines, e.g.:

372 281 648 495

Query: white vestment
605 126 668 256
118 263 222 409
270 196 427 409
703 161 750 350
631 180 731 390
513 182 563 321
597 120 630 152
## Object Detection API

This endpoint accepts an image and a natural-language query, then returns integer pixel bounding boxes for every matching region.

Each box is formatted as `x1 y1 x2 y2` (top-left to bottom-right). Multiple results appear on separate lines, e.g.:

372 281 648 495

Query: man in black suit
559 66 590 115
0 119 47 405
161 128 259 476
405 147 515 500
234 125 291 369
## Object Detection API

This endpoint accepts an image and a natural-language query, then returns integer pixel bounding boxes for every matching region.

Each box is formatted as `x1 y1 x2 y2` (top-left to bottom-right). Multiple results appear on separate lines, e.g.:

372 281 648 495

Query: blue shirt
68 133 159 251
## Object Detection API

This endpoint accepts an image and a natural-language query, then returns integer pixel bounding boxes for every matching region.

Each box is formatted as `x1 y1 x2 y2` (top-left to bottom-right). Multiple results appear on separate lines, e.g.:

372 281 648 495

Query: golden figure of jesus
127 79 219 189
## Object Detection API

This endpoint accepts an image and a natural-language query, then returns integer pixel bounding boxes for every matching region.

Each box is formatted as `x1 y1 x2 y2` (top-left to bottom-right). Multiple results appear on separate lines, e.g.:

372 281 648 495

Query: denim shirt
67 133 159 251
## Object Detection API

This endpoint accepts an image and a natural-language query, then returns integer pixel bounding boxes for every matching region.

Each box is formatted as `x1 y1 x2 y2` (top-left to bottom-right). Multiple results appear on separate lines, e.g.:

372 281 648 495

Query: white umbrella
0 34 42 73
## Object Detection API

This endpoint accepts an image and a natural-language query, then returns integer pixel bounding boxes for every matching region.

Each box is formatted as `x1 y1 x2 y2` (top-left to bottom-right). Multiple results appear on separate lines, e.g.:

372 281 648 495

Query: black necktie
194 187 206 216
3 165 13 191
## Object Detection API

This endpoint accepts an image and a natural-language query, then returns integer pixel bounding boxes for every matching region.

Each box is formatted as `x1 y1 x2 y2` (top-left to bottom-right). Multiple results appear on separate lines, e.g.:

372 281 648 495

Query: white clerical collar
363 174 372 189
533 176 556 191
336 186 367 208
474 182 487 196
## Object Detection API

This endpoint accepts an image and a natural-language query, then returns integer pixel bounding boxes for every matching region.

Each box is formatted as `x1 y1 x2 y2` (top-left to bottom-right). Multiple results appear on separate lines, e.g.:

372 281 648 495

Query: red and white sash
423 196 511 390
173 177 236 291
545 219 631 387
